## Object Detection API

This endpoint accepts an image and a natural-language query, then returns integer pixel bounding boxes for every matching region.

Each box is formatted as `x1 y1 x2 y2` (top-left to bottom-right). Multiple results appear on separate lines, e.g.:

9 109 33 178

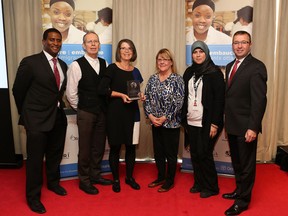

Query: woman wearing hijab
182 41 225 198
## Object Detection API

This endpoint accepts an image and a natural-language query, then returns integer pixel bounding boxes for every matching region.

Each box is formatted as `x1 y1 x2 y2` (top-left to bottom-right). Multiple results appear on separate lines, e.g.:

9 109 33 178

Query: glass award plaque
127 80 140 100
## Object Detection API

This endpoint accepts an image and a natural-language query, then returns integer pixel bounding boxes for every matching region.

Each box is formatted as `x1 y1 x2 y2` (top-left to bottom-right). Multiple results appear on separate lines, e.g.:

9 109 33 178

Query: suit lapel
40 52 59 90
227 54 252 89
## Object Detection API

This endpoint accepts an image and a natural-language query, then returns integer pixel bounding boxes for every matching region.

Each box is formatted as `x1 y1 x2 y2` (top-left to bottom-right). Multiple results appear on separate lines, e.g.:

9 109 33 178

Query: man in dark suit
66 31 112 195
13 28 68 214
223 30 267 215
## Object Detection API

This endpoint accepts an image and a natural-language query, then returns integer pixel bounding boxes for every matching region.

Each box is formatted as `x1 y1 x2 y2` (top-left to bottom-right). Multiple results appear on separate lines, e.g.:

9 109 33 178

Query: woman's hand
210 124 218 138
148 114 163 127
139 92 146 101
121 93 132 103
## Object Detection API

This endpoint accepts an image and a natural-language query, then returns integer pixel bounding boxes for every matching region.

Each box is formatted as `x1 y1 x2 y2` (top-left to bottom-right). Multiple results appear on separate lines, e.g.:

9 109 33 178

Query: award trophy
127 80 140 100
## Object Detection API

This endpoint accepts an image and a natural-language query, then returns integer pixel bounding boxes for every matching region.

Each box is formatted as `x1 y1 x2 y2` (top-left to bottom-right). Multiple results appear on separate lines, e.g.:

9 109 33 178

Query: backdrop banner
42 0 113 178
183 0 254 174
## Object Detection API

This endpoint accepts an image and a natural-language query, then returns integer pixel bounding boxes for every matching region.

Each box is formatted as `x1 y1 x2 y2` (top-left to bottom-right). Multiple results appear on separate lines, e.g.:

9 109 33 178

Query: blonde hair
155 48 177 73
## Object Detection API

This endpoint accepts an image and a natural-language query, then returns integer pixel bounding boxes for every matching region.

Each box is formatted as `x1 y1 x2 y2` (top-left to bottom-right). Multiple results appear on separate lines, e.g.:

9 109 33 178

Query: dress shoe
148 179 165 188
28 200 46 214
112 180 121 193
200 191 219 198
158 182 174 193
225 204 248 215
222 192 239 200
125 178 140 190
47 185 67 196
91 177 113 185
79 183 99 195
189 186 201 193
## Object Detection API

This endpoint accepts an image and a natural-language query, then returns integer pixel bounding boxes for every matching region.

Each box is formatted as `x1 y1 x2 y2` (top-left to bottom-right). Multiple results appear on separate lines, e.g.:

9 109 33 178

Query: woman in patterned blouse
144 48 184 192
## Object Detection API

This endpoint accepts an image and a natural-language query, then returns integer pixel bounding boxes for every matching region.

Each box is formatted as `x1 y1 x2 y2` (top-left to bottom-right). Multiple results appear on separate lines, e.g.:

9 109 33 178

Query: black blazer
13 51 68 132
225 53 267 136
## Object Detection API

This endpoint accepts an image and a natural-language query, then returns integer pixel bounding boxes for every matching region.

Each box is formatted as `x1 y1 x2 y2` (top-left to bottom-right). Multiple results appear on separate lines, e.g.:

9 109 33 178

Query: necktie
228 60 240 86
52 58 60 89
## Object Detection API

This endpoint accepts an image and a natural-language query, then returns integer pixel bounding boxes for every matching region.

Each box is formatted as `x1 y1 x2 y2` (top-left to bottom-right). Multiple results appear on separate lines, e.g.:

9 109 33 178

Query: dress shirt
66 54 107 109
43 50 64 89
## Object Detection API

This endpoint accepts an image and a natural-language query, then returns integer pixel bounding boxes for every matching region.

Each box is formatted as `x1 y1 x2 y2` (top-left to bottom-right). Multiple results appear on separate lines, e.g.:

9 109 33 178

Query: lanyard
193 74 203 106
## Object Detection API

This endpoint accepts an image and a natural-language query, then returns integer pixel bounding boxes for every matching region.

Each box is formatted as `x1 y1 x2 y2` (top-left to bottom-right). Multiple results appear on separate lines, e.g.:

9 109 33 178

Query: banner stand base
0 154 23 168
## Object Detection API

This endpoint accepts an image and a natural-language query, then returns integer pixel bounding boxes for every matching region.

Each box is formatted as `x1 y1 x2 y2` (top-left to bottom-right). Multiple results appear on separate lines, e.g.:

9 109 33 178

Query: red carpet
0 162 287 216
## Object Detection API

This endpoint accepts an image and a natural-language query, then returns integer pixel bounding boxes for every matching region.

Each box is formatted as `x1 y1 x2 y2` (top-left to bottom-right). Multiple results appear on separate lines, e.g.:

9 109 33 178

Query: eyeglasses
85 40 99 44
120 47 132 51
157 58 171 62
233 41 250 45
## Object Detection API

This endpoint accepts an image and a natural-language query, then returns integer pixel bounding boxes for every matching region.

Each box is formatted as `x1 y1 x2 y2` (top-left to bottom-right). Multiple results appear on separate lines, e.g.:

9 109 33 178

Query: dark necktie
228 60 240 86
52 58 60 89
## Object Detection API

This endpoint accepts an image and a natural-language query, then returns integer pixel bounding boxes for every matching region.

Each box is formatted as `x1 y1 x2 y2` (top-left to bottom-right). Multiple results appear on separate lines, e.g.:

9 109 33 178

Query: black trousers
152 126 180 185
227 134 257 208
77 109 106 185
109 144 136 180
26 109 67 203
187 125 219 193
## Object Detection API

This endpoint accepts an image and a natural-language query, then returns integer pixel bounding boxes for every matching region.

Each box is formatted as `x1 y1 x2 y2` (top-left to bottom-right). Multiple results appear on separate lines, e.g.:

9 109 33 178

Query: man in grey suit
13 28 68 214
223 31 267 215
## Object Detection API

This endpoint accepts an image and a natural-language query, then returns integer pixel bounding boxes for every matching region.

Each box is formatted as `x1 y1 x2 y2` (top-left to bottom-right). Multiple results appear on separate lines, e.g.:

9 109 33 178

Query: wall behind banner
41 0 112 178
183 0 254 175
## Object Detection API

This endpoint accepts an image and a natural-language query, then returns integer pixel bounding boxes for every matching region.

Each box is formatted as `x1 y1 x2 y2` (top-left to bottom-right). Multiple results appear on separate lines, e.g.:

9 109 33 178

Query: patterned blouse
144 73 185 128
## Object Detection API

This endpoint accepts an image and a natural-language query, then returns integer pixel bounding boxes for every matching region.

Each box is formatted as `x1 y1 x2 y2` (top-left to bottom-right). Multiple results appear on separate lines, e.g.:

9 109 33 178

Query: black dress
99 63 143 146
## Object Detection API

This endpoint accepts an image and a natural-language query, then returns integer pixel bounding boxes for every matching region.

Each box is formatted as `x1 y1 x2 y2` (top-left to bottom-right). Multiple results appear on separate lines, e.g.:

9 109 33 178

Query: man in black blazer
223 31 267 215
13 28 68 214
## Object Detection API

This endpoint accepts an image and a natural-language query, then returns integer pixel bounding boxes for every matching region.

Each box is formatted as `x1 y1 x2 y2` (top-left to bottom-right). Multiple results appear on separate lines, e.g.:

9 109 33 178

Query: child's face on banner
192 5 214 35
49 2 74 33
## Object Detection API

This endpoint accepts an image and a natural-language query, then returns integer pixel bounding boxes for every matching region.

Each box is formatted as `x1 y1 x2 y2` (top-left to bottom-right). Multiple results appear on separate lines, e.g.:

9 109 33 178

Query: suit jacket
13 51 68 132
225 53 267 136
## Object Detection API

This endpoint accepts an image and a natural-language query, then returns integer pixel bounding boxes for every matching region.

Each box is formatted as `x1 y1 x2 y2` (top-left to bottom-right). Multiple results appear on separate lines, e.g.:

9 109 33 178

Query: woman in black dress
98 39 144 192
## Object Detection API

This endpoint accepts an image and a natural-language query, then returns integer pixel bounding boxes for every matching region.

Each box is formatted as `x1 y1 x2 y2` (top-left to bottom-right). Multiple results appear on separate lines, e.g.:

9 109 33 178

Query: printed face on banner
49 2 74 34
42 0 113 65
185 0 254 66
192 5 214 37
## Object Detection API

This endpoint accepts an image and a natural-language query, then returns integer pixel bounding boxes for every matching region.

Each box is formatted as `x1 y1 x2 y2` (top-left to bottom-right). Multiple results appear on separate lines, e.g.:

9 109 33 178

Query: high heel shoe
125 178 140 190
112 180 121 193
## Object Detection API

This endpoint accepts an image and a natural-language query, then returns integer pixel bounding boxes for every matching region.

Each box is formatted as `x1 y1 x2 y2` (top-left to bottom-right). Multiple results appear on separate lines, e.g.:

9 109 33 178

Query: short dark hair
96 7 112 24
115 39 137 62
50 0 75 10
43 28 62 40
233 30 251 43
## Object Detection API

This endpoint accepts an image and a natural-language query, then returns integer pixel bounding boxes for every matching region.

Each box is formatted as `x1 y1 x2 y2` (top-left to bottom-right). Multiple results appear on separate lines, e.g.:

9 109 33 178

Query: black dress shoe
222 192 239 200
91 177 113 185
112 180 121 193
158 182 174 193
200 191 219 198
79 183 99 195
125 178 140 190
47 185 67 196
225 204 248 215
189 186 201 193
148 179 165 188
28 200 46 214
